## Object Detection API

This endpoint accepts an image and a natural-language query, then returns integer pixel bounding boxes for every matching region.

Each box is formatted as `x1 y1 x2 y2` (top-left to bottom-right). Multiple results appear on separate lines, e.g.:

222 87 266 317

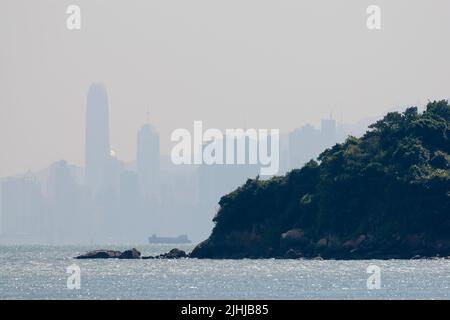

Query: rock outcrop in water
142 248 188 259
75 248 141 259
190 102 450 260
75 248 188 260
119 248 141 259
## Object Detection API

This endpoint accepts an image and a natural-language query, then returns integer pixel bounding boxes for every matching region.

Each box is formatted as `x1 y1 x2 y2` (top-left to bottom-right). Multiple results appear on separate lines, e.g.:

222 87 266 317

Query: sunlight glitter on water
1 245 450 299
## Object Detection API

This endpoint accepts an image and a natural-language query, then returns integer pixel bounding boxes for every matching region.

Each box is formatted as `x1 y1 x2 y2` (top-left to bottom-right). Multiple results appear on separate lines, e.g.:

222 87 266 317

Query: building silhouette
137 123 160 198
0 173 47 243
288 118 338 170
321 118 337 147
85 83 111 195
0 80 352 244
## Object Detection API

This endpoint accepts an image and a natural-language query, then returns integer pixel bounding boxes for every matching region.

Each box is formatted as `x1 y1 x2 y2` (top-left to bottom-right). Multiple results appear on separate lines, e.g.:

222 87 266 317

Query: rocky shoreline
76 104 449 262
75 248 188 260
181 104 450 261
188 229 450 260
74 231 450 260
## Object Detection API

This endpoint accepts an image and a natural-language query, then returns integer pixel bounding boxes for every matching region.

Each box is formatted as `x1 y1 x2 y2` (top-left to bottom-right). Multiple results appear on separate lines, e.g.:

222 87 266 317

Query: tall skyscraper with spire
85 83 111 194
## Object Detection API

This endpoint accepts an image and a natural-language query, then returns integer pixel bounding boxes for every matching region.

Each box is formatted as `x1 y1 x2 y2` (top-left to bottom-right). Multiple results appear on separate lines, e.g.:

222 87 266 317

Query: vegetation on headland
190 101 450 259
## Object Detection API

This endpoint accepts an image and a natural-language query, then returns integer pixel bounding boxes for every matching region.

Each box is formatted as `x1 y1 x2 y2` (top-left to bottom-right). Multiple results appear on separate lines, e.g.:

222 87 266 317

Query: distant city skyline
1 1 449 303
2 0 449 244
0 82 348 244
2 1 450 177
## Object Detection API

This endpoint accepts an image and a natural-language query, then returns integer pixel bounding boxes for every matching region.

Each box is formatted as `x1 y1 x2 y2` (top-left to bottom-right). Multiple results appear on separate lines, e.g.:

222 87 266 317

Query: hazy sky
1 0 450 177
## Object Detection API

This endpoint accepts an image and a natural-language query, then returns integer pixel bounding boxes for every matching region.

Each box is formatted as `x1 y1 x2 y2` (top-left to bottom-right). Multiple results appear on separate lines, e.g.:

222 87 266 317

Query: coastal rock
343 235 367 250
284 248 303 259
142 248 188 259
159 248 187 259
190 239 213 258
316 238 328 249
75 249 122 259
119 248 141 259
280 229 306 247
75 248 141 259
312 256 323 260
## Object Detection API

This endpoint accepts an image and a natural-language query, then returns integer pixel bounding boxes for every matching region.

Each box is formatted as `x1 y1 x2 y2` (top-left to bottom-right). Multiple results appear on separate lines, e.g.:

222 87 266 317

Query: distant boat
148 234 192 244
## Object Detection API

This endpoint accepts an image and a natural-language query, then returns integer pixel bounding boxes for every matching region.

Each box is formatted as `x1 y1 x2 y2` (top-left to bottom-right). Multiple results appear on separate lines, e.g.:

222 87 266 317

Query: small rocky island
190 102 450 260
75 248 188 260
77 102 450 260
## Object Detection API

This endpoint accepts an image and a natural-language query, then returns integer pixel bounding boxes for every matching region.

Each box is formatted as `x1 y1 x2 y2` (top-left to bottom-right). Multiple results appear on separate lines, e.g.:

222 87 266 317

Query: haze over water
1 1 450 300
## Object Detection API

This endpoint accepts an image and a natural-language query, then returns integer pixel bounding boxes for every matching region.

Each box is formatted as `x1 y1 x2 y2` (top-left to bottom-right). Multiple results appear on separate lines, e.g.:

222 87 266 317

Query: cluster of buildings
0 83 345 244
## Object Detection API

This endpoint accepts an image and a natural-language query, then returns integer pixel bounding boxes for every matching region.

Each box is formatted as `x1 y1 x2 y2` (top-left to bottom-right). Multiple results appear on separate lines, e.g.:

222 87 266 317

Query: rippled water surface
1 245 450 299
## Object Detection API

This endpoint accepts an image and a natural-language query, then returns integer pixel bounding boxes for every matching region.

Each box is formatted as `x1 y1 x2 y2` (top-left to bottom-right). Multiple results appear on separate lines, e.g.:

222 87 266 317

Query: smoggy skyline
2 0 450 177
0 81 343 243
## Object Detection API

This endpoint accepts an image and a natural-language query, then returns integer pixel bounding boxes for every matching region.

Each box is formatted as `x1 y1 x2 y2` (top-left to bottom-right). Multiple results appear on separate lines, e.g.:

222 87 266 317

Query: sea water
1 245 449 299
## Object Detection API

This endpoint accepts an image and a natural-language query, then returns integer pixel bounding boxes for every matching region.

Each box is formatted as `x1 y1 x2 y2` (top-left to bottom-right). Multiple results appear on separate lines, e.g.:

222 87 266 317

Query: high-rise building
288 118 338 170
47 160 79 244
288 124 321 169
321 118 337 147
136 123 160 197
0 173 47 243
85 83 111 194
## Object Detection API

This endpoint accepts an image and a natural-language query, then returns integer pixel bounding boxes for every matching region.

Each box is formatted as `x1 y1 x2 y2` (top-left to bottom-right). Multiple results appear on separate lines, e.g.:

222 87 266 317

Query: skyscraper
288 124 321 169
288 118 338 170
136 123 160 197
85 83 111 194
0 173 47 243
321 117 337 147
47 160 78 244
